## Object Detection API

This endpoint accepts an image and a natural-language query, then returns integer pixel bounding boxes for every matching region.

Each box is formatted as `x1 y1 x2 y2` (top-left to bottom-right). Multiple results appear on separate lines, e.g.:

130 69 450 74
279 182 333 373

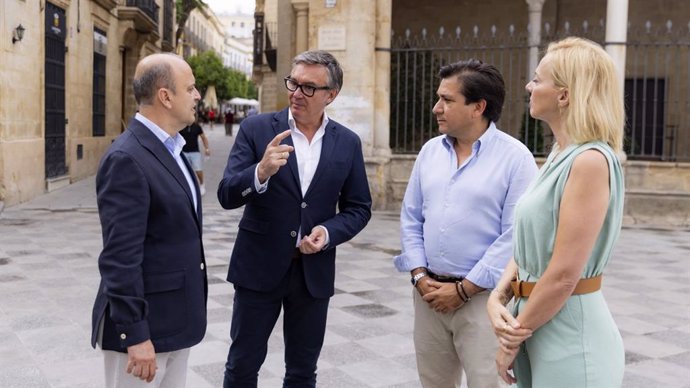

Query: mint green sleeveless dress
511 142 625 387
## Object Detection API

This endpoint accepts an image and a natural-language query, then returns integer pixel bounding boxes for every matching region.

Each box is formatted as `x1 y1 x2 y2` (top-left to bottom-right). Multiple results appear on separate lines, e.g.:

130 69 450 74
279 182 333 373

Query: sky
205 0 255 15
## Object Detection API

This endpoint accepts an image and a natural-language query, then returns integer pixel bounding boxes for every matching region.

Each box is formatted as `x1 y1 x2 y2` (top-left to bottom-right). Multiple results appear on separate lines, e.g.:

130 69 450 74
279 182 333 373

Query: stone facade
251 0 690 227
179 5 225 58
0 0 173 207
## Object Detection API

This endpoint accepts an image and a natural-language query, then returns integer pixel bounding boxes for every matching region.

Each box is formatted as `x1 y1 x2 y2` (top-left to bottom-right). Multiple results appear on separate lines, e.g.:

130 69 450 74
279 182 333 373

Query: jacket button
120 333 127 340
301 202 307 208
200 263 205 270
290 231 297 237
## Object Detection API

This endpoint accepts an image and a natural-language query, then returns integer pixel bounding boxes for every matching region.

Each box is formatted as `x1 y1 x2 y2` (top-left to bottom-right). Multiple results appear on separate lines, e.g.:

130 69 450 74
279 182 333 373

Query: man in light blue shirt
394 59 537 388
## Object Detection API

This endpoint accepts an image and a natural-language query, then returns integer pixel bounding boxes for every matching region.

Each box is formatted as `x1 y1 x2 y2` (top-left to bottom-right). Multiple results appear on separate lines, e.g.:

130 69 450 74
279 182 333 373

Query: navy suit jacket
217 109 372 298
91 118 207 353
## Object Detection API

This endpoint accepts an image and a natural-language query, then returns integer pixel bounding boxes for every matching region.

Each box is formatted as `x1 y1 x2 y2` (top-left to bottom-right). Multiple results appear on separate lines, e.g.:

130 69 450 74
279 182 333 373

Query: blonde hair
545 37 624 152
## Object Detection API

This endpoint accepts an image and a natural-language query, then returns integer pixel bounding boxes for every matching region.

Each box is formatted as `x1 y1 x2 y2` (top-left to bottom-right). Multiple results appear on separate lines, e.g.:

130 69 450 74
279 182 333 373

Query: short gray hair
292 50 343 91
133 58 177 105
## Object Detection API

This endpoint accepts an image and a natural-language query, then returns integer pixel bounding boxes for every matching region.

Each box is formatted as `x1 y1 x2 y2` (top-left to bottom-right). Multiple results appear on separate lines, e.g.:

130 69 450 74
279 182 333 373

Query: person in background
208 109 216 127
394 59 537 388
181 116 211 195
224 109 235 136
487 36 626 387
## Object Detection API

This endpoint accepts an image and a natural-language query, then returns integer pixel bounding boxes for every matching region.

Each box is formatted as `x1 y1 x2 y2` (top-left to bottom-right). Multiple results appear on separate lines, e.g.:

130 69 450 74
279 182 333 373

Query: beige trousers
103 348 190 388
413 290 505 388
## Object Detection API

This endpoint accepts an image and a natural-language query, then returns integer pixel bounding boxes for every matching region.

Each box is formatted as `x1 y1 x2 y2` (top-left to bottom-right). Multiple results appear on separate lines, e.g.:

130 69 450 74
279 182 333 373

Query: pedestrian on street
394 59 538 388
217 50 372 387
181 116 211 196
487 37 626 387
224 109 235 136
90 53 208 388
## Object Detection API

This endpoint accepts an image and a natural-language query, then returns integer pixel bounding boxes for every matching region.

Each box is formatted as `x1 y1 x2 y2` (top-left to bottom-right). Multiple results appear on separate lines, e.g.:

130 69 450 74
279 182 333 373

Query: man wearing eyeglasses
217 50 372 388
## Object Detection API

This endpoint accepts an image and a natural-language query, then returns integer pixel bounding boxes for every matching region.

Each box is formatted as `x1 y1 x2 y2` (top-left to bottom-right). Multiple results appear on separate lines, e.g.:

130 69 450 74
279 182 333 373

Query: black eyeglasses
284 77 331 97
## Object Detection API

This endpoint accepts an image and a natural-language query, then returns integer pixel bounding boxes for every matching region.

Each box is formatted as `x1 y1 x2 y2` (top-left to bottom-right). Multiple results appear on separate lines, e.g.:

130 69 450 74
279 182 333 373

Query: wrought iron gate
389 21 690 161
44 2 67 178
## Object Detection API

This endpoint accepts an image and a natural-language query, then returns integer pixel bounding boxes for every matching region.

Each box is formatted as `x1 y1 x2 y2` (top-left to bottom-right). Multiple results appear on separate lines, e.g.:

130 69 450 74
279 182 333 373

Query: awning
202 85 219 109
228 97 259 107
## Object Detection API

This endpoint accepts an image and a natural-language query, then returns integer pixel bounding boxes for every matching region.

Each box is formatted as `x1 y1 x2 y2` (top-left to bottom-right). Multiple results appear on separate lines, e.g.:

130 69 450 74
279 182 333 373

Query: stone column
292 1 309 54
374 0 392 158
526 0 546 80
605 0 629 98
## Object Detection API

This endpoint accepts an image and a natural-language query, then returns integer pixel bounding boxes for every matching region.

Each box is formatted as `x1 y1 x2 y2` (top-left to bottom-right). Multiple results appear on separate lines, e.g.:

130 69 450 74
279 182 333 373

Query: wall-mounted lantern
12 24 26 44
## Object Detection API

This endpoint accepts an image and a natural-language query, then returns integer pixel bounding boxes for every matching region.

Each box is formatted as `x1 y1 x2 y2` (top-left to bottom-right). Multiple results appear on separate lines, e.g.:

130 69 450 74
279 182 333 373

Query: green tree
176 0 206 48
186 51 258 101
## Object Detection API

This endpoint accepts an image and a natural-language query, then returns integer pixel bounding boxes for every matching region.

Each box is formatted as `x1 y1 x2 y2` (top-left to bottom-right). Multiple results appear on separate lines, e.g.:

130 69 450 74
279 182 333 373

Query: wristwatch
411 272 427 287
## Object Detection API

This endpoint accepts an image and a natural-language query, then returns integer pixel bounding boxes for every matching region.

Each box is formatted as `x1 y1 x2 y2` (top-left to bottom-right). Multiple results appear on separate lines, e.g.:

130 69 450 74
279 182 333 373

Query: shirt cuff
393 251 427 273
254 165 269 193
465 260 503 290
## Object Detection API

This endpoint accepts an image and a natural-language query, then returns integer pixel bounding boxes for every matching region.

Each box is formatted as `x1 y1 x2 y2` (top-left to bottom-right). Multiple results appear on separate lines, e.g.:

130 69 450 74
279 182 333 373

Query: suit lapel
180 154 203 227
129 120 197 215
304 121 337 199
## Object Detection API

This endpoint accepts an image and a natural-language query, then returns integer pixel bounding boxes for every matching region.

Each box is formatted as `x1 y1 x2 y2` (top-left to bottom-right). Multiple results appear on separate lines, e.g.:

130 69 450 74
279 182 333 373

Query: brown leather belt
510 274 602 298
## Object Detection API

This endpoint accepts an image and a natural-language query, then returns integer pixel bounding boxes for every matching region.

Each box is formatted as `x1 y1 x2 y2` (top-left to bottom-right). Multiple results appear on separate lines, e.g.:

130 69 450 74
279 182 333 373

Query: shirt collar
441 121 498 156
135 112 186 156
287 109 330 136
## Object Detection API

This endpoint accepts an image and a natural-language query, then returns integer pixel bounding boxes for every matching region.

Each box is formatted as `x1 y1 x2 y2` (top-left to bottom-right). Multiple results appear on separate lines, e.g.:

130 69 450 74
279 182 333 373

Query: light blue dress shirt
394 122 537 289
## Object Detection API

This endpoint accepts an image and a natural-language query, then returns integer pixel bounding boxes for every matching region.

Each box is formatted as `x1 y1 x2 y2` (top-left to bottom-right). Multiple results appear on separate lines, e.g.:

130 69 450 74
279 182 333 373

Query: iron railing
126 0 159 24
162 0 174 46
389 20 690 161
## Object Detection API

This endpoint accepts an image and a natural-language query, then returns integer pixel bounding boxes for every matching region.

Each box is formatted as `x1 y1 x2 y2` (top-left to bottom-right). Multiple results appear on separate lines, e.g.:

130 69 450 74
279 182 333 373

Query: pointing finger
269 129 292 147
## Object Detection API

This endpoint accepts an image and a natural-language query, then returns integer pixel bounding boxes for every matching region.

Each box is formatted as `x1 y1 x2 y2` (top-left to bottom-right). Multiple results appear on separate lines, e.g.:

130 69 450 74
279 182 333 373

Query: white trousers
413 290 505 388
102 348 190 388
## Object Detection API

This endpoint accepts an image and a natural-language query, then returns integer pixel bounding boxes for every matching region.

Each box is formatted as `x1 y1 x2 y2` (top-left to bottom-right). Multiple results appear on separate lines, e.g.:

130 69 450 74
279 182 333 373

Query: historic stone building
178 4 225 58
1 0 175 207
252 0 690 227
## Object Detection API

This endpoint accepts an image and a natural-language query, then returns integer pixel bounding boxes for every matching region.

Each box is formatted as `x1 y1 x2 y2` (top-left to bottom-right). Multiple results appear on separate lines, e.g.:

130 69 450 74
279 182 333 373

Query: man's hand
257 130 294 183
422 279 463 313
299 226 327 254
415 276 435 298
126 340 157 383
204 148 211 157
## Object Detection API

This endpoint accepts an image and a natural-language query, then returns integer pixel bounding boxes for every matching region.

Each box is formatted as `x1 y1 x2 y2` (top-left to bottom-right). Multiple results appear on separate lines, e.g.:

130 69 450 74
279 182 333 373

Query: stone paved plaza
0 125 689 387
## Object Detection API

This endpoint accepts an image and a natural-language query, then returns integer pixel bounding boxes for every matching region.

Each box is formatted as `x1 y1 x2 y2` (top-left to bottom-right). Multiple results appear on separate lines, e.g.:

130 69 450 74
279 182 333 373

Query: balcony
118 0 159 36
93 0 117 11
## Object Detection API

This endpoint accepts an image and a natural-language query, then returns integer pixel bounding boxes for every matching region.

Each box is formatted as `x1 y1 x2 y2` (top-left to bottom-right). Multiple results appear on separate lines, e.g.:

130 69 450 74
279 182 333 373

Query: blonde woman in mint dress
486 37 625 387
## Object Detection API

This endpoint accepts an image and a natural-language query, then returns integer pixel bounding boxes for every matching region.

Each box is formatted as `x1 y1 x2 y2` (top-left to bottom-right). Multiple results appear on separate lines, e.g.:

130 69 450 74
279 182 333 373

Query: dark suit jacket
217 108 372 299
91 118 207 353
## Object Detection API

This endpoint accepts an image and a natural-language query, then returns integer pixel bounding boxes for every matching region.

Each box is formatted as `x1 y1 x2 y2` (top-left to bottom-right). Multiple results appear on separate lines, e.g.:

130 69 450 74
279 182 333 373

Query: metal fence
389 20 690 161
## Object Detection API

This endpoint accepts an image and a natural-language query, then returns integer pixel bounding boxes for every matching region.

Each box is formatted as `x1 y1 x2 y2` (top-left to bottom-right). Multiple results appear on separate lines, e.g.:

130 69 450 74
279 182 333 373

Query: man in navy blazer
218 50 372 387
91 53 207 388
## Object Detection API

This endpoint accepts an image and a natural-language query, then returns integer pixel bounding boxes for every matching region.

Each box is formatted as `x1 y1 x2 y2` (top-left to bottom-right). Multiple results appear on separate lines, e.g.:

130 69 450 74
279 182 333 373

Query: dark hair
438 59 505 123
293 50 343 91
133 58 176 105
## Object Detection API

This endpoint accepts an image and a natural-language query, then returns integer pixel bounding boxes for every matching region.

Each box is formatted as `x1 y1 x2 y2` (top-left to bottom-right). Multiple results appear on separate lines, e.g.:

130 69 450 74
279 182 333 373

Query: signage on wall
94 30 108 56
45 5 66 41
51 12 62 35
318 26 346 51
325 0 336 8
